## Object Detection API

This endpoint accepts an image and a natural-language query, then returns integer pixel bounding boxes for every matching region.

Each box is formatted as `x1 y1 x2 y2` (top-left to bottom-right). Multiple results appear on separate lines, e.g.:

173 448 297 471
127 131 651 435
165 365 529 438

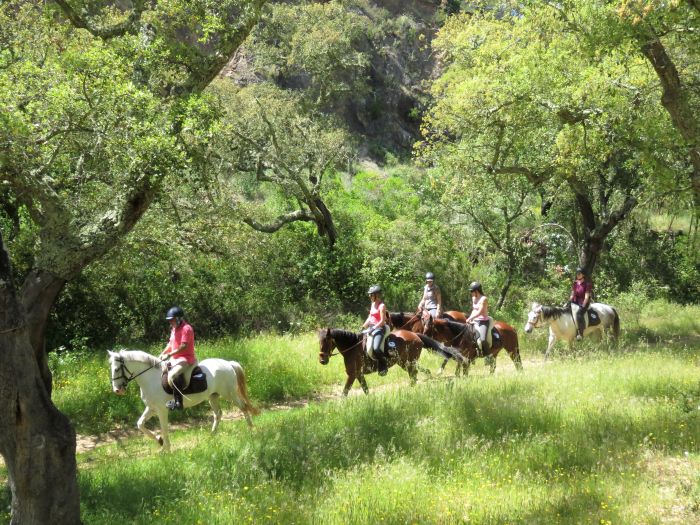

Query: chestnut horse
318 328 463 396
390 311 522 376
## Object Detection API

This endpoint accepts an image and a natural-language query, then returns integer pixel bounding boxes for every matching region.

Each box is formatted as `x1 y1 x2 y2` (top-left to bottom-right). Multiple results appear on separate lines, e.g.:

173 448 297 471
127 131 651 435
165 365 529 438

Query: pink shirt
166 322 196 365
369 301 385 327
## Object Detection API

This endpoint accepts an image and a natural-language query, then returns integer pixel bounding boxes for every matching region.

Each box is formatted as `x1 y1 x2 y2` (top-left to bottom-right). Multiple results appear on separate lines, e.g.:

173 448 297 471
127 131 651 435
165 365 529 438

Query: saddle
161 365 208 395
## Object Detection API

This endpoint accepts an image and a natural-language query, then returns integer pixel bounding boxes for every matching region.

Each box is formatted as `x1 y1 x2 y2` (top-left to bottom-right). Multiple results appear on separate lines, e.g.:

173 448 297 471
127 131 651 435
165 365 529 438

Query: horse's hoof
157 436 164 446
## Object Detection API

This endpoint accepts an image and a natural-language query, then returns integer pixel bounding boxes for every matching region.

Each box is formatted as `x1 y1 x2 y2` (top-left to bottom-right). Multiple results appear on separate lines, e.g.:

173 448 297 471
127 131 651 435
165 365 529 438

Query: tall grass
73 351 700 524
2 301 699 523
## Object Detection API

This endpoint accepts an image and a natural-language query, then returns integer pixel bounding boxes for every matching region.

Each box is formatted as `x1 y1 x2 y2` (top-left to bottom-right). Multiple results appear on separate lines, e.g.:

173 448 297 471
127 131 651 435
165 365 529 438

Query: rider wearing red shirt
569 267 593 340
159 306 198 410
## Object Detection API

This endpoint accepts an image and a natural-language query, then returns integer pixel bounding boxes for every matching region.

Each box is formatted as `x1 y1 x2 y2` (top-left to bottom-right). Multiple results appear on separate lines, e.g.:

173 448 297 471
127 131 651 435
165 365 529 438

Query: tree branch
242 209 316 233
53 0 149 40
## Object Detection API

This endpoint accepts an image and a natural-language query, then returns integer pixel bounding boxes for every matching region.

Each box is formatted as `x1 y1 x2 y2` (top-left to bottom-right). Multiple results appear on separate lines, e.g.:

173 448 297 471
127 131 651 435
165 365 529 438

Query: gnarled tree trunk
0 236 80 525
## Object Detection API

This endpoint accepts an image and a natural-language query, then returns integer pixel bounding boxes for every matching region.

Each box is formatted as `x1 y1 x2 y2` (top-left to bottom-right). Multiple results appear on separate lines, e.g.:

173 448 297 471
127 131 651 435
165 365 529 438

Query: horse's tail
416 333 466 363
230 361 260 416
612 308 620 340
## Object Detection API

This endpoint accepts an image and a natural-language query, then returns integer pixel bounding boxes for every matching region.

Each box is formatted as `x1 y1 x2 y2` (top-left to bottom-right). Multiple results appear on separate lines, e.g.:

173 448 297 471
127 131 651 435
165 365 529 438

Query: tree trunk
19 270 66 394
572 186 638 277
640 38 700 218
496 254 516 310
0 237 80 525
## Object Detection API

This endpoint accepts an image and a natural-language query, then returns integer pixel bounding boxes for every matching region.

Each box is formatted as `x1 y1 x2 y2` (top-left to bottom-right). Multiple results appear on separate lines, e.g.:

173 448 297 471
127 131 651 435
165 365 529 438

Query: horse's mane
117 349 160 366
329 329 361 346
389 312 417 327
540 305 569 320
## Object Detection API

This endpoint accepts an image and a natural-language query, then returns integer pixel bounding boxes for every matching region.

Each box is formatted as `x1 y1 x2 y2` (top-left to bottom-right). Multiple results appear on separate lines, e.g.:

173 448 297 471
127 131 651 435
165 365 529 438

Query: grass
2 301 700 524
73 349 700 524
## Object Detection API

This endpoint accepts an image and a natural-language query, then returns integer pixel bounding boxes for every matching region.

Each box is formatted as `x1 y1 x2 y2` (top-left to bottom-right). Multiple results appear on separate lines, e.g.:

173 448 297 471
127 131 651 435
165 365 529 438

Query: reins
112 356 163 386
327 338 363 358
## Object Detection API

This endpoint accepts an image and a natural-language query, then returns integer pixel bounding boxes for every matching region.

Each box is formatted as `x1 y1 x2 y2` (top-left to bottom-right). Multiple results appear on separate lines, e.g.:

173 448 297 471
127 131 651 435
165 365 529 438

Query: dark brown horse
318 328 463 396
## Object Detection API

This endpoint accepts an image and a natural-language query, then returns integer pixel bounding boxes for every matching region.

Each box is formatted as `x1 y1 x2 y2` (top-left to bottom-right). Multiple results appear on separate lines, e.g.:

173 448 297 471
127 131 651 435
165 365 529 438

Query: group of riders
158 267 593 409
362 267 593 376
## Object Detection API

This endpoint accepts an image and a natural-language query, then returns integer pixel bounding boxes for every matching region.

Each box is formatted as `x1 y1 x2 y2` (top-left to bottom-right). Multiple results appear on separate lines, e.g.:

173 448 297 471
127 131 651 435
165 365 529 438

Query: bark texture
0 236 80 525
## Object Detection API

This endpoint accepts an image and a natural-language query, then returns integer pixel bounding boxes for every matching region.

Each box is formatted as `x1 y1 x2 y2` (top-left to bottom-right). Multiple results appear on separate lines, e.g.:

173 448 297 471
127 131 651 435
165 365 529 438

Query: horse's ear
107 350 116 358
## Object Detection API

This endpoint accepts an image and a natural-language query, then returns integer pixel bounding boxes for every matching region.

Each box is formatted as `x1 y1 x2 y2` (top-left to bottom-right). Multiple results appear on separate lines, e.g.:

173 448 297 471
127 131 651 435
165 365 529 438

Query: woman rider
417 272 442 320
362 285 390 376
158 306 198 410
465 281 491 356
569 266 593 340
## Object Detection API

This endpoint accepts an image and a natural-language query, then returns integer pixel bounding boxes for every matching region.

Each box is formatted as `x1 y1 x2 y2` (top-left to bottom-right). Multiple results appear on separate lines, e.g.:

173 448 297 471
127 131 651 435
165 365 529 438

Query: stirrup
166 399 182 411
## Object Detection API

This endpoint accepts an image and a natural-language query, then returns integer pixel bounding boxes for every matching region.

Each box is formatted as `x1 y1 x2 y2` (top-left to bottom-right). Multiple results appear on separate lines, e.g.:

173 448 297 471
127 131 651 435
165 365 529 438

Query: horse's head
524 303 543 334
318 328 336 365
107 350 128 395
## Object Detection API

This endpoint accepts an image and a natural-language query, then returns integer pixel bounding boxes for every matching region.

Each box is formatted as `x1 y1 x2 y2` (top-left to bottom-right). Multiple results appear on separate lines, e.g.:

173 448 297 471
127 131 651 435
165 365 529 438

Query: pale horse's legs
229 390 254 429
209 393 223 432
544 328 557 360
137 405 171 451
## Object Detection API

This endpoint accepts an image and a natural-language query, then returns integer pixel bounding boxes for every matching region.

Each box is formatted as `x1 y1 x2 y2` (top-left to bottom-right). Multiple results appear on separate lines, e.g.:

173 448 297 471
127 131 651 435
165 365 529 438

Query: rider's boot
375 350 388 376
481 340 490 356
575 307 585 341
166 390 183 411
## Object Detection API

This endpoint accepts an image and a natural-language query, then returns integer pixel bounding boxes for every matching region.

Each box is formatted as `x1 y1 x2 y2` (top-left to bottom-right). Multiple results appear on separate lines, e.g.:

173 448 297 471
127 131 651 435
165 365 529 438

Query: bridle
320 331 364 360
110 355 160 389
526 307 543 329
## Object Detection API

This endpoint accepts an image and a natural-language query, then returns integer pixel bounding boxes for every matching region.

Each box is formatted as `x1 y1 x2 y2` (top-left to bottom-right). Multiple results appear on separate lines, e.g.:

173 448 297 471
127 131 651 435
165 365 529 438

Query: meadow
2 301 700 524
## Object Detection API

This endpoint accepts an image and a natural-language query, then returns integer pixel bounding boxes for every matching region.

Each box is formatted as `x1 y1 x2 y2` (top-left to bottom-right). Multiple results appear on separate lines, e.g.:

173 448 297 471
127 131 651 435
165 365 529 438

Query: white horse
523 302 620 359
108 349 258 451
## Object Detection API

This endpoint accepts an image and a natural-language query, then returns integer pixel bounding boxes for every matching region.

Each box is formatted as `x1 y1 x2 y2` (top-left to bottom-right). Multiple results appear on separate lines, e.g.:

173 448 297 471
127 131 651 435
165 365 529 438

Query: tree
418 1 688 276
206 81 354 246
0 1 265 522
602 0 700 217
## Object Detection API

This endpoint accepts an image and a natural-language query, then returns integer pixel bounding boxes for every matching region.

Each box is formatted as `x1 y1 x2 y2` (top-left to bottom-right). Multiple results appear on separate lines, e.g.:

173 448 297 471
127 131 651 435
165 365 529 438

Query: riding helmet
425 272 435 281
469 281 483 293
575 267 585 275
367 285 382 295
165 306 184 320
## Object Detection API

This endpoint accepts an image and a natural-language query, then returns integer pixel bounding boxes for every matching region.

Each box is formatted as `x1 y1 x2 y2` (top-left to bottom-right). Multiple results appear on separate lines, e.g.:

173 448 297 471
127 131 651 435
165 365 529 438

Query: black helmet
367 285 382 295
425 272 435 281
166 306 184 320
575 267 585 275
469 281 483 293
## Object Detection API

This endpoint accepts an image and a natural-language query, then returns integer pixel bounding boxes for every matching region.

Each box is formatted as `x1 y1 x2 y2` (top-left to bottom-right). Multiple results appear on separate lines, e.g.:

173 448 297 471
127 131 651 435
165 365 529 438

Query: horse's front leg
343 361 358 397
136 406 170 448
544 330 557 360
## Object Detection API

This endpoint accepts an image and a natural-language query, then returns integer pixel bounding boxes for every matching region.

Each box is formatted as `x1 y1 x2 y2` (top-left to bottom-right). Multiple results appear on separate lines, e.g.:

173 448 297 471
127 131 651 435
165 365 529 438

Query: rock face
221 0 446 159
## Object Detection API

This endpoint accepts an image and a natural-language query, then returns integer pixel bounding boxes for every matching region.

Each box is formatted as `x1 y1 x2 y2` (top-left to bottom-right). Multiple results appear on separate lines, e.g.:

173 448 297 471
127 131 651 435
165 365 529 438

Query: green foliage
418 0 692 284
247 1 372 108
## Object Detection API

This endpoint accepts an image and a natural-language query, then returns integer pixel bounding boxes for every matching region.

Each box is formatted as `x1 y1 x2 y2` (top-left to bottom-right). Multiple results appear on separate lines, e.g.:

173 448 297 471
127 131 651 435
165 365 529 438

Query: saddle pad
161 366 208 395
490 327 501 342
587 309 601 327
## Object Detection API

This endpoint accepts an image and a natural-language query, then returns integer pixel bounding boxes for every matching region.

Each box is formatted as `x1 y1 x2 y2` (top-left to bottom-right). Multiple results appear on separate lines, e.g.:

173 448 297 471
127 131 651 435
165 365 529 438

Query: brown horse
318 328 463 396
421 317 523 377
